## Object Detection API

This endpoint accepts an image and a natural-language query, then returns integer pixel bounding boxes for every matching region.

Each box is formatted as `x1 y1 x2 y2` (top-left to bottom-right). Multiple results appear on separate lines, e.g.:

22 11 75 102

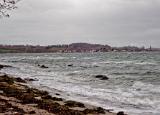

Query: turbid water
0 52 160 115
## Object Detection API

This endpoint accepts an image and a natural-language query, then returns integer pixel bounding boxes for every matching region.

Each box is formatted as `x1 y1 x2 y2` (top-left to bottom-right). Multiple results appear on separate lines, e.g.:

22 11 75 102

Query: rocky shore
0 64 126 115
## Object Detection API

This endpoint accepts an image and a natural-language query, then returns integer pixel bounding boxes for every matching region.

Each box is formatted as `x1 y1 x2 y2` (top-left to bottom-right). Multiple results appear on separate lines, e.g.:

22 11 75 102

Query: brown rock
65 101 85 108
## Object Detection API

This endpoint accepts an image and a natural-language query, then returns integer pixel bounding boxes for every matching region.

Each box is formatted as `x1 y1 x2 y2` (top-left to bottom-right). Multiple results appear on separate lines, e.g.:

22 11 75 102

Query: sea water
0 52 160 115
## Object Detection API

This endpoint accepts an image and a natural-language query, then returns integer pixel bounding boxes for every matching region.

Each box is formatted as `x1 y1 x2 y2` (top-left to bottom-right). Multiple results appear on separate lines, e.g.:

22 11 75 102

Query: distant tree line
0 43 159 53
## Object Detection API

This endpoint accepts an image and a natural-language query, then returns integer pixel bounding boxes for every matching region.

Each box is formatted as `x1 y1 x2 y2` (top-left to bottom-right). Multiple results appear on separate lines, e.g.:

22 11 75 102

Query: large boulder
95 75 109 80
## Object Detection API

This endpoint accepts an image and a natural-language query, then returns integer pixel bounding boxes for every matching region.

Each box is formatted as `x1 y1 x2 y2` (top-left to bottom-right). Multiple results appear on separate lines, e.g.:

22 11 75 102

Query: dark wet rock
117 111 125 115
19 93 36 104
26 88 49 96
0 98 26 114
55 93 60 96
0 65 4 69
83 107 105 114
2 86 22 97
36 90 49 96
41 94 52 100
29 111 36 114
95 75 109 80
39 65 48 68
0 75 26 84
65 101 85 108
0 74 14 85
38 100 85 115
96 107 106 113
93 65 99 67
0 64 11 69
68 64 73 67
15 77 26 83
38 101 65 113
24 78 38 82
51 97 63 101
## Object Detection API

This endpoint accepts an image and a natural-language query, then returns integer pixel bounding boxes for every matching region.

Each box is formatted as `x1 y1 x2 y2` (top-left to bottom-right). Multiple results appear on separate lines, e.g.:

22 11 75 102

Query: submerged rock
95 75 109 80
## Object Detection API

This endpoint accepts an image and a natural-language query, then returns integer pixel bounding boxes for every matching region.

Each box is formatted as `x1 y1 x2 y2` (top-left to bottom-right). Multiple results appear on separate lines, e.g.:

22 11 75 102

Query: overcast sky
0 0 160 47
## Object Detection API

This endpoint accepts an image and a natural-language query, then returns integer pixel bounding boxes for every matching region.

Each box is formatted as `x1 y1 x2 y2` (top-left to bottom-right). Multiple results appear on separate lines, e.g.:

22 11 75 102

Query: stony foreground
0 64 126 115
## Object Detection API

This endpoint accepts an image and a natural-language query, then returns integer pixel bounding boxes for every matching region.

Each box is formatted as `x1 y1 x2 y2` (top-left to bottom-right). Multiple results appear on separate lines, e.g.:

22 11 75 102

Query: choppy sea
0 52 160 115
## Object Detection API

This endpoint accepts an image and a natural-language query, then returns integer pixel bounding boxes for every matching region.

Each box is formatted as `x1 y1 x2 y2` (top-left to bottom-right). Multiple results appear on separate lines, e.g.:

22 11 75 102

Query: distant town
0 43 159 53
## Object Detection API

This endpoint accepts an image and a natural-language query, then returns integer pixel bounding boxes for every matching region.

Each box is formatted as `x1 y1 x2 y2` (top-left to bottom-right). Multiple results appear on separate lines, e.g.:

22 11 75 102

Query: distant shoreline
0 43 159 53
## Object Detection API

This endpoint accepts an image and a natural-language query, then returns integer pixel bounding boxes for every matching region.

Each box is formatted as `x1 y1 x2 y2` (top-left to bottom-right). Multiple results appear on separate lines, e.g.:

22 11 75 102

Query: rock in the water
15 77 26 83
117 111 125 115
0 65 4 69
55 93 60 96
0 64 11 69
95 75 109 80
40 65 48 68
68 64 73 67
24 78 38 82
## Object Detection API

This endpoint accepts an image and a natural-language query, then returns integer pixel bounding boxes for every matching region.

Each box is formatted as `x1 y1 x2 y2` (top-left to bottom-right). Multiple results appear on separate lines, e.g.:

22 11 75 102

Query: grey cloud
0 0 160 47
